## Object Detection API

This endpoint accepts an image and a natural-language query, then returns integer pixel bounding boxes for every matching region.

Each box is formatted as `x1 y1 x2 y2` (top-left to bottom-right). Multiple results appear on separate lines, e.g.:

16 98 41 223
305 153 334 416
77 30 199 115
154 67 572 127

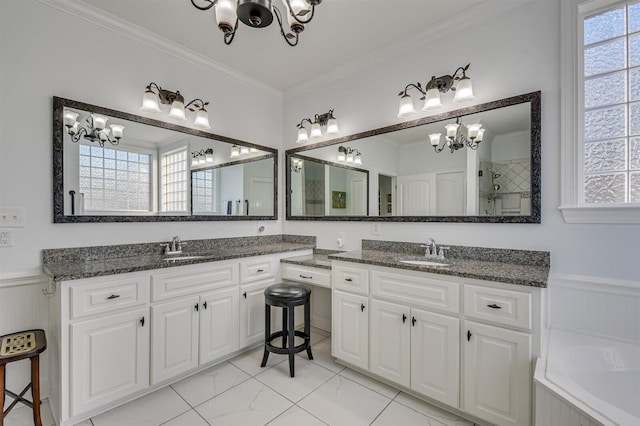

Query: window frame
560 0 640 223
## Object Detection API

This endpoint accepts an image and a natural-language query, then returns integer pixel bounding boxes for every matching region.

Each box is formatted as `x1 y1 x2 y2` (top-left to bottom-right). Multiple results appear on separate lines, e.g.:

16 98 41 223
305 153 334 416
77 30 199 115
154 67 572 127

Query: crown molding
36 0 283 100
284 0 532 100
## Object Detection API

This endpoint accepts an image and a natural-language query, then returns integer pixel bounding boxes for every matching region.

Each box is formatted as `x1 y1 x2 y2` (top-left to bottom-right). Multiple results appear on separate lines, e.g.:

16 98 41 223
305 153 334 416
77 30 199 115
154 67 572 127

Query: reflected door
397 174 435 215
248 178 273 216
349 178 367 215
436 172 465 216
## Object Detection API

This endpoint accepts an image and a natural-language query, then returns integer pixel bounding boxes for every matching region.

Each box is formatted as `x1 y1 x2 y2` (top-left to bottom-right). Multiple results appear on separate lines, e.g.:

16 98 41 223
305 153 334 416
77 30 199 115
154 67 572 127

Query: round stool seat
264 283 310 306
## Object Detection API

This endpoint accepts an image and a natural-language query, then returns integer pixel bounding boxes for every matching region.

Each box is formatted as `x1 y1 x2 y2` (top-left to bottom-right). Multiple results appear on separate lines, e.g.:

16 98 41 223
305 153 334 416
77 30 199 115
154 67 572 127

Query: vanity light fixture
428 117 484 153
63 109 124 147
296 109 339 143
291 158 304 173
141 82 211 130
397 63 474 118
191 0 322 47
337 146 362 165
191 148 214 167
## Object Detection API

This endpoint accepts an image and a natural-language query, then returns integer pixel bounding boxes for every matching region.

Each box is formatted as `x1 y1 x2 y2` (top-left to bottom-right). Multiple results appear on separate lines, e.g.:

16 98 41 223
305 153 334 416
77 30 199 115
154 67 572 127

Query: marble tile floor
4 328 477 426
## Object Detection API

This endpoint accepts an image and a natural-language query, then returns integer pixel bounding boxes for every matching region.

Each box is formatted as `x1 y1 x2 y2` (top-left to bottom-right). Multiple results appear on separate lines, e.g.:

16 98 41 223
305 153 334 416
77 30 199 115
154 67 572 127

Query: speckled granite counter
279 249 343 270
43 235 315 282
329 240 550 288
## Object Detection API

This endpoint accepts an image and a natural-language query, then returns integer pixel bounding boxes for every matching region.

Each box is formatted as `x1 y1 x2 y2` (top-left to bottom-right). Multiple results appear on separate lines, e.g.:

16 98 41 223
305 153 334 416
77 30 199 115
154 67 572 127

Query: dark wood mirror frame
285 91 541 223
53 96 278 223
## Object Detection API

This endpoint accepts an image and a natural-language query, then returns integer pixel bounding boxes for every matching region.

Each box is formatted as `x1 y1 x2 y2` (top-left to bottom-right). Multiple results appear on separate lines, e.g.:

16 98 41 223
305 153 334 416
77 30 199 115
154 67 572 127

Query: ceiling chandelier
428 117 484 153
63 110 124 147
191 0 322 47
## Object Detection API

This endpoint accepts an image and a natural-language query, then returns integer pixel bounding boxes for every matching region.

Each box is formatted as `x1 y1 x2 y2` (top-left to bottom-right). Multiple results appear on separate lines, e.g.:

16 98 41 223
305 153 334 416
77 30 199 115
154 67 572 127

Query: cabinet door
70 307 149 417
332 290 369 370
151 296 199 384
410 308 459 407
200 287 240 364
370 299 410 387
463 320 531 426
239 278 275 348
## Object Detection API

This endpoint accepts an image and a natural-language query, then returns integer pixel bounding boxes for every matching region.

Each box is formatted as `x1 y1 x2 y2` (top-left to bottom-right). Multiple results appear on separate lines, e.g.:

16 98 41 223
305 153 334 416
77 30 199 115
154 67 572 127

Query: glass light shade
249 148 258 153
397 94 416 118
337 149 346 162
63 110 79 127
289 0 308 15
240 145 249 155
109 124 124 139
230 145 240 158
193 108 211 129
98 130 109 142
346 151 354 163
198 155 205 165
453 76 474 102
326 117 339 134
354 153 362 165
428 133 441 147
445 123 459 139
191 156 198 167
310 122 322 138
205 151 214 162
169 99 187 121
215 0 237 31
476 128 485 142
296 127 309 143
140 89 161 112
467 123 482 139
92 114 108 130
69 122 79 135
422 88 443 110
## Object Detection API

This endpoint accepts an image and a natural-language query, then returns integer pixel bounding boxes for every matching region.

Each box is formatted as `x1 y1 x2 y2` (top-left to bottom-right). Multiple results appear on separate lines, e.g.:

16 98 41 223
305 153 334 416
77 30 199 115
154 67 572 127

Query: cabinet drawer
464 284 532 330
282 263 331 288
151 261 238 302
69 274 150 320
371 269 459 314
333 263 369 295
240 256 276 283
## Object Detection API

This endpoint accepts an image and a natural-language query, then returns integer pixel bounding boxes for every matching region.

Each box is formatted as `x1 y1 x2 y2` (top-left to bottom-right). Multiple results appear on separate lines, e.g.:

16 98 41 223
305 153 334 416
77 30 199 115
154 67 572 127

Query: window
79 144 151 212
160 148 188 212
560 0 640 223
191 168 219 213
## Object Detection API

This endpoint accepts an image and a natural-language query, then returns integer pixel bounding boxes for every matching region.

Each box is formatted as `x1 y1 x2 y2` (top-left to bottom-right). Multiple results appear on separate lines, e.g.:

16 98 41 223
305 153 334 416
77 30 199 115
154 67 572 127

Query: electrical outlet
0 230 13 247
372 223 382 235
0 207 25 228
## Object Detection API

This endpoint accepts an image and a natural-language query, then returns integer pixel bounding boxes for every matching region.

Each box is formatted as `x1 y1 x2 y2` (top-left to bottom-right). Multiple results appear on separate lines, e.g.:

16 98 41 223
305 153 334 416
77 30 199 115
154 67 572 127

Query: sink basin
399 259 449 267
163 255 207 262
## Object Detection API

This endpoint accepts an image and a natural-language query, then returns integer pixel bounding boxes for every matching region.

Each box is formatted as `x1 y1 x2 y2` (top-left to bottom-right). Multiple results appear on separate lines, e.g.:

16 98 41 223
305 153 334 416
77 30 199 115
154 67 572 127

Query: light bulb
296 127 309 143
193 108 211 130
141 88 161 112
397 94 416 118
453 76 474 102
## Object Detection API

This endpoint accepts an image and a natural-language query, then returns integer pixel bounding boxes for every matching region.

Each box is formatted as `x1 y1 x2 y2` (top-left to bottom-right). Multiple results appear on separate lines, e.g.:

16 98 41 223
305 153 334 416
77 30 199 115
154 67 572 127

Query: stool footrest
265 330 310 355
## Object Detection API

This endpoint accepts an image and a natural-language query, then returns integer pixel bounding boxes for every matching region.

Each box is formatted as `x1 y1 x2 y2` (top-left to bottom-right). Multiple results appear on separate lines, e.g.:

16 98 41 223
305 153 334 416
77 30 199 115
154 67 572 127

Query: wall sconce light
291 158 304 173
191 0 323 47
296 109 339 143
191 148 214 167
337 146 362 165
141 82 211 130
397 63 474 118
428 117 484 153
63 109 124 147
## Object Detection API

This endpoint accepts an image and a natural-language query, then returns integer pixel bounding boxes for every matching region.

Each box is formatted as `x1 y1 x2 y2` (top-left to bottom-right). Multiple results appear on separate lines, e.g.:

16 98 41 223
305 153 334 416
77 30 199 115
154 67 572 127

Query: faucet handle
438 246 450 259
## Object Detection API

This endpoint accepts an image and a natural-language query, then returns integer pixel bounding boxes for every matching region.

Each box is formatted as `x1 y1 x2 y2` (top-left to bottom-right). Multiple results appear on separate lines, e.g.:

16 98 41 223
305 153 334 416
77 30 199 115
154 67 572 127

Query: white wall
283 0 640 282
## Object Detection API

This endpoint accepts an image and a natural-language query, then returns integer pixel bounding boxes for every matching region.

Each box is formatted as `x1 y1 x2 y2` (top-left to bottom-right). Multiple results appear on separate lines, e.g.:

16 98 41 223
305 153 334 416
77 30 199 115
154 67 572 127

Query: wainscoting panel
534 380 603 426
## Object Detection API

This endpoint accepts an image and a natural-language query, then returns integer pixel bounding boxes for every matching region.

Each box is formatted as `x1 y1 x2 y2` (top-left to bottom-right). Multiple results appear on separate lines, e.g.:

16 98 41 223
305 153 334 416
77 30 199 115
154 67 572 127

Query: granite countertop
279 249 343 270
329 249 549 288
43 242 314 282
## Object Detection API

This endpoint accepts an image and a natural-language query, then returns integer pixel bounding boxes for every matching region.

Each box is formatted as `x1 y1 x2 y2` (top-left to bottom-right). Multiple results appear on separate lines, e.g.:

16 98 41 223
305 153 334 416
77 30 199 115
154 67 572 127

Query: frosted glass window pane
91 168 103 178
103 149 115 159
116 151 127 160
631 172 640 201
79 145 90 155
91 157 103 168
585 173 627 203
631 138 640 169
585 38 626 76
104 159 115 169
128 153 139 162
630 68 640 101
79 167 90 177
91 146 103 157
630 33 640 66
585 71 626 108
585 105 626 140
630 102 640 135
584 139 627 172
584 6 625 45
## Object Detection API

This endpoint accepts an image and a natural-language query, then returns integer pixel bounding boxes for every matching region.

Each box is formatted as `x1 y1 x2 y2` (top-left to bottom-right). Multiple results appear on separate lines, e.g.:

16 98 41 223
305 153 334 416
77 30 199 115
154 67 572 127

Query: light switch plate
0 207 25 228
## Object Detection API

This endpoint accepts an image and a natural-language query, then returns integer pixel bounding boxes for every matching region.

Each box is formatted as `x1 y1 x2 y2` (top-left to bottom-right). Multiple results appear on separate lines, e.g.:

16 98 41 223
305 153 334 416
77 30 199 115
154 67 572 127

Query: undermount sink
163 255 206 262
398 259 449 267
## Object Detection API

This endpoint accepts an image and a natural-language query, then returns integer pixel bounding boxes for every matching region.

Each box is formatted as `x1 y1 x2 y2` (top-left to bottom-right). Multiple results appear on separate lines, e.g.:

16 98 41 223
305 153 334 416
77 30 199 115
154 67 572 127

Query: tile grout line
367 397 395 426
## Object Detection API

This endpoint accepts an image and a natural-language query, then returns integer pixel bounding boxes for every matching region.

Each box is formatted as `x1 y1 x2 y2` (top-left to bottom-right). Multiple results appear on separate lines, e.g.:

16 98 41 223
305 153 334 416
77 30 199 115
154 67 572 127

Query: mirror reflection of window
192 169 219 214
160 148 189 213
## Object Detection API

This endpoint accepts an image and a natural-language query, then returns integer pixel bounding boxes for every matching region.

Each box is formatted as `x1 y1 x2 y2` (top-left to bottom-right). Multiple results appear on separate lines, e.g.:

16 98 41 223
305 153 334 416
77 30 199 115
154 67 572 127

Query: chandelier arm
185 98 209 111
223 19 239 45
451 63 470 80
401 83 426 96
273 6 300 47
69 127 87 143
190 0 217 11
146 82 163 94
284 0 316 24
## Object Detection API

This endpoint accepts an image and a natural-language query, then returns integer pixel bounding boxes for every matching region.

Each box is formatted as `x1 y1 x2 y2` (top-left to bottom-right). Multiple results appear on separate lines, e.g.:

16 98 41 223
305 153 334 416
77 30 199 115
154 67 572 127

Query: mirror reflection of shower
487 170 502 215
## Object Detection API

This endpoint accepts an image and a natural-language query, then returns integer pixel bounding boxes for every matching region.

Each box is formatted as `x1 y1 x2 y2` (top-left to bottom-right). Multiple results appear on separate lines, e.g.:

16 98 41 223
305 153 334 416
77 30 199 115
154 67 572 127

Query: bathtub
534 328 640 426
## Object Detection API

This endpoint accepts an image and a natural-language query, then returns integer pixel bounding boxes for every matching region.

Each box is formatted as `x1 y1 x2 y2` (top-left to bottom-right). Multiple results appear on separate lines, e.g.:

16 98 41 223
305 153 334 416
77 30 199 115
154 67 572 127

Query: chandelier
296 109 339 143
191 0 322 47
428 117 484 153
141 82 211 130
337 146 362 165
191 149 214 167
63 110 124 147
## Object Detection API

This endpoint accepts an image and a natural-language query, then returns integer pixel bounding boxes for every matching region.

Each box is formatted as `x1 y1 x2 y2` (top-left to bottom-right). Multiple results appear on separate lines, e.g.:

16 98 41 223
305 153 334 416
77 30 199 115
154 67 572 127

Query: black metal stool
260 283 313 377
0 329 47 426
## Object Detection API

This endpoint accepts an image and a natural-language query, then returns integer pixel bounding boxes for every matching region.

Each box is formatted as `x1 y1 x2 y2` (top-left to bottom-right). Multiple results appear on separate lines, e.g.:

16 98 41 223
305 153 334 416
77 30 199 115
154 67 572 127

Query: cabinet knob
243 292 247 299
194 303 199 312
467 330 472 341
345 278 353 282
411 316 416 326
299 275 312 279
203 301 208 310
140 317 145 327
487 303 502 309
402 313 407 323
106 294 120 300
257 269 265 273
361 303 366 312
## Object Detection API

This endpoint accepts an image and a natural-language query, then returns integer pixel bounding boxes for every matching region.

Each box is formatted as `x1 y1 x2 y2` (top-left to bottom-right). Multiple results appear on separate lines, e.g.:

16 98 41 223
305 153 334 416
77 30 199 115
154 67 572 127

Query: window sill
558 205 640 224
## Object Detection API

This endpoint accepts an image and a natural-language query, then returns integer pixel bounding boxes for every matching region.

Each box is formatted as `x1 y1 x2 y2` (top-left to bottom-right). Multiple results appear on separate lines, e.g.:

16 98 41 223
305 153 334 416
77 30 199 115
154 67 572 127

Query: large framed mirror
286 91 540 223
53 97 277 222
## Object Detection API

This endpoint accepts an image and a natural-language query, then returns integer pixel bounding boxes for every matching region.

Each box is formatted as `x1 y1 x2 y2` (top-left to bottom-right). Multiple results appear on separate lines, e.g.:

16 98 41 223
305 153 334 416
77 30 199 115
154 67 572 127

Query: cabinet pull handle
402 314 407 323
203 301 207 310
194 303 199 312
345 278 353 282
257 269 265 273
107 294 120 300
411 316 416 326
299 275 312 279
243 292 247 299
361 303 366 312
140 317 145 327
487 303 502 309
467 330 472 341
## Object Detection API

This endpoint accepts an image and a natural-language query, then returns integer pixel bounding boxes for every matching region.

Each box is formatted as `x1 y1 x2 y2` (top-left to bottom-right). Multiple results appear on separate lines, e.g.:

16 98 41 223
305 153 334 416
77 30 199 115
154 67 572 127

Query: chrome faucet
161 236 186 255
422 238 437 257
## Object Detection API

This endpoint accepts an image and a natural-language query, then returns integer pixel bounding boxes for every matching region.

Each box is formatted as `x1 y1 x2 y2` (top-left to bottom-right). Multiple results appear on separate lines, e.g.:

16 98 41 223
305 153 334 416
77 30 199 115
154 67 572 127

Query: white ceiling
54 0 526 93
